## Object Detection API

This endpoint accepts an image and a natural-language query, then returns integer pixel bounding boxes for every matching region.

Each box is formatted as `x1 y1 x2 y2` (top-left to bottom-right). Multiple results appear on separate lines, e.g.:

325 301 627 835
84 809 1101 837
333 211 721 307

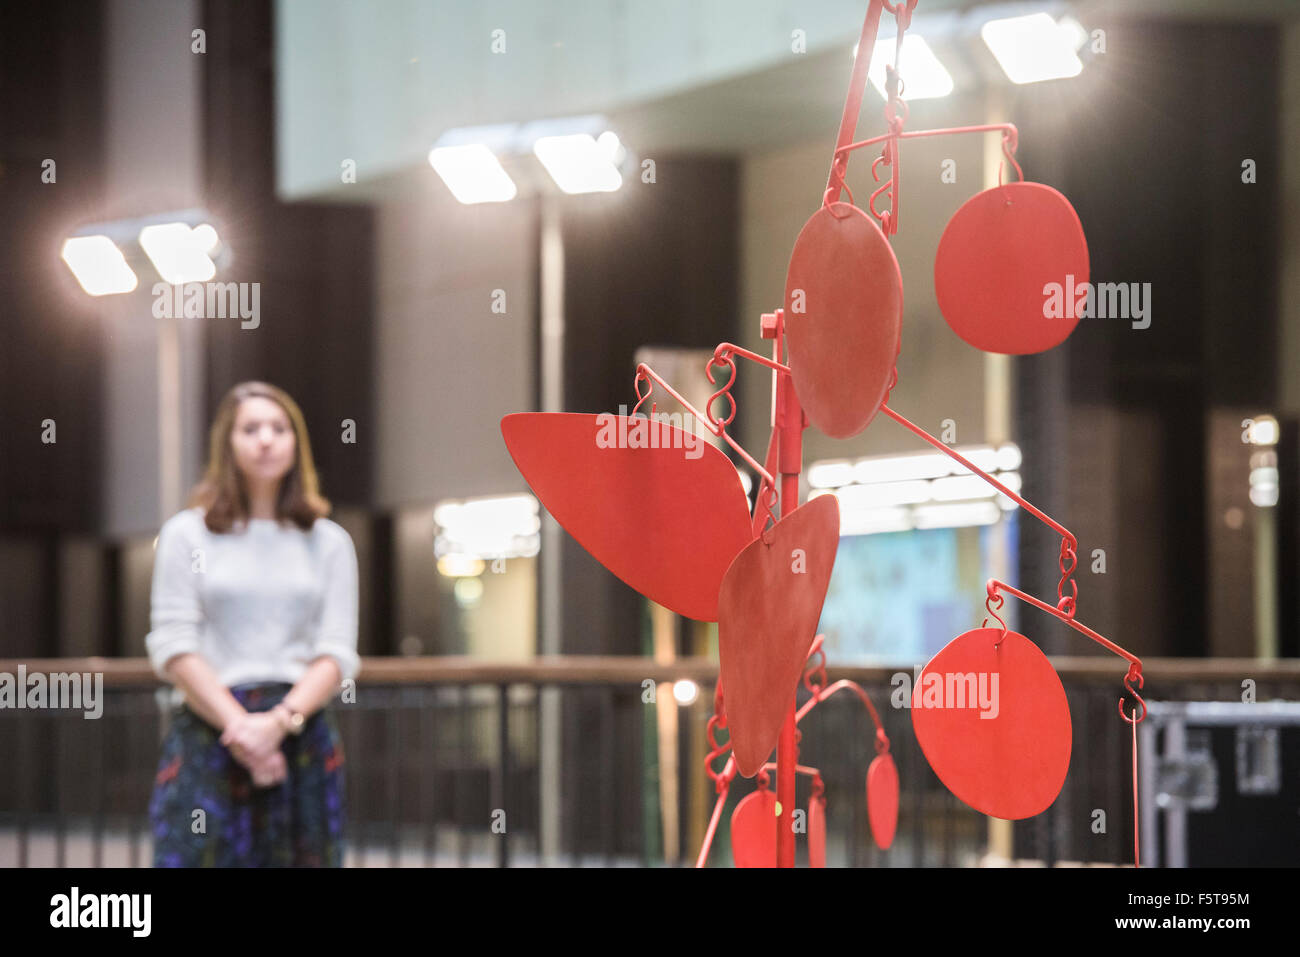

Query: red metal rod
696 783 731 869
797 679 886 736
713 342 792 375
696 676 889 866
776 472 800 868
988 572 1148 870
704 678 890 768
634 362 775 487
759 762 824 778
988 578 1143 676
1131 718 1140 868
880 403 1077 549
834 122 1020 159
773 311 805 867
825 0 888 202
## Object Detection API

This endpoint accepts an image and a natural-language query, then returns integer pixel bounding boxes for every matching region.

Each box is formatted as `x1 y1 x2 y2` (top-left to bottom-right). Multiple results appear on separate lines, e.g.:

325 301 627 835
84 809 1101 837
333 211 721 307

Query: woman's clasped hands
221 709 289 788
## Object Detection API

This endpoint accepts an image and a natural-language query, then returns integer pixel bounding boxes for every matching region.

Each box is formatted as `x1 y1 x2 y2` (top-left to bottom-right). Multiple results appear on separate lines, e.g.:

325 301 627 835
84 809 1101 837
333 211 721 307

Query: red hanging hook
1119 666 1146 725
631 367 657 419
1057 535 1079 619
705 713 735 794
802 633 828 697
632 360 775 491
983 581 1009 647
999 127 1024 186
705 353 738 430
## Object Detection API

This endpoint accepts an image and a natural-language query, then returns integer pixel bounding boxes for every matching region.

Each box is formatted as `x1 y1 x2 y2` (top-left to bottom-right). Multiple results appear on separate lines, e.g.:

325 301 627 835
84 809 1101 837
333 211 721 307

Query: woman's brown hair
187 381 331 533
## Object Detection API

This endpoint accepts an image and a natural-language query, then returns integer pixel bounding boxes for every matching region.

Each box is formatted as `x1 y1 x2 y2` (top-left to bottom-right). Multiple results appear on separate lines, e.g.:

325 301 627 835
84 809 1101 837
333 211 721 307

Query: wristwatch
274 702 306 736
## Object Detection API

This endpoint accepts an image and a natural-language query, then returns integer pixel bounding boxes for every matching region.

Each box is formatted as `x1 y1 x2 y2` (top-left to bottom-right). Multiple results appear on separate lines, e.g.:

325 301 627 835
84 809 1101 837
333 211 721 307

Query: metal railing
1 656 1297 867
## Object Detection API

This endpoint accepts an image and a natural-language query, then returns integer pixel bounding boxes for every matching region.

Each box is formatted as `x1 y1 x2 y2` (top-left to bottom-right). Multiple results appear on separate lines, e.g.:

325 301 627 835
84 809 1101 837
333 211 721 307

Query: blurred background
1 0 1298 868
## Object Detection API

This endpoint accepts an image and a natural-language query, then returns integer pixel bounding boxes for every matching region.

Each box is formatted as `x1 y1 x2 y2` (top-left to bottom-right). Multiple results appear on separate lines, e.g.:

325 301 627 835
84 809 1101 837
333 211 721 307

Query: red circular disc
809 794 826 868
866 752 899 850
934 182 1088 355
731 788 777 868
784 203 902 438
911 628 1071 820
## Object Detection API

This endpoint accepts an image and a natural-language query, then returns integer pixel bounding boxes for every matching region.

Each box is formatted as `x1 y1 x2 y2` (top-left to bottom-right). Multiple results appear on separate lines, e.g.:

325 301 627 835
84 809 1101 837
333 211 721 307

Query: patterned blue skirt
148 682 346 867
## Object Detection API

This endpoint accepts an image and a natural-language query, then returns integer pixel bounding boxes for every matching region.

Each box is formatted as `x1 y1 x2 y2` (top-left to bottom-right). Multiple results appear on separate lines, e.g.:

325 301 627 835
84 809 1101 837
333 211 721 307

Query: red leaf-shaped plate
785 203 902 439
718 494 840 777
934 182 1088 355
867 752 899 850
911 628 1071 820
501 412 752 621
809 792 827 868
732 788 777 868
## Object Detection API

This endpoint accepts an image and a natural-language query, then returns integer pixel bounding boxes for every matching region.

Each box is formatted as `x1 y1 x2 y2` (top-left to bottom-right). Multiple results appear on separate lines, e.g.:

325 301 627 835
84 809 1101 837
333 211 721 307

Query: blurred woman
146 381 359 867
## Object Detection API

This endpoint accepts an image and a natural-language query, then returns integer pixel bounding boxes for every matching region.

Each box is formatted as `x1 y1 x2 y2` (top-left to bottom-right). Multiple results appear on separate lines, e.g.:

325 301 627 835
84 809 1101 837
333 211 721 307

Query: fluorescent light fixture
855 452 952 485
813 447 1025 533
192 223 221 253
1249 469 1279 508
952 446 1000 473
808 460 858 489
930 474 996 501
60 236 138 296
837 480 933 509
138 222 218 284
1057 15 1089 53
981 12 1084 84
996 442 1023 472
840 504 913 536
434 494 540 560
865 34 954 100
438 555 486 578
428 144 518 204
433 116 631 200
1246 415 1279 446
914 501 1001 529
532 133 622 194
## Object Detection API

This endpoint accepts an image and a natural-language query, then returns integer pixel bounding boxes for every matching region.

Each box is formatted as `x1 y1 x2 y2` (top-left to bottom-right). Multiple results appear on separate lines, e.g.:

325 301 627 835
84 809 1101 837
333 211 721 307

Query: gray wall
372 171 536 507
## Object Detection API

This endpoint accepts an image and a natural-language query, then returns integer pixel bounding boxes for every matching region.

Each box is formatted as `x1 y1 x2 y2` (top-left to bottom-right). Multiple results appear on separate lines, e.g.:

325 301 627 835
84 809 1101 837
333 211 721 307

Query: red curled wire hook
632 369 656 419
823 153 856 214
757 480 779 545
869 170 894 231
874 726 890 756
802 634 829 697
705 713 734 794
1119 667 1146 725
882 0 918 28
883 365 899 404
811 772 826 802
705 353 738 430
1057 536 1079 618
999 127 1024 185
983 580 1009 646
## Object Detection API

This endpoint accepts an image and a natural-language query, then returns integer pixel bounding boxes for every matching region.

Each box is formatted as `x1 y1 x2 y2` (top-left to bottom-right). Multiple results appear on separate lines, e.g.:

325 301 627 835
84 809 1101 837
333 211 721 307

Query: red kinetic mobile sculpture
501 0 1147 868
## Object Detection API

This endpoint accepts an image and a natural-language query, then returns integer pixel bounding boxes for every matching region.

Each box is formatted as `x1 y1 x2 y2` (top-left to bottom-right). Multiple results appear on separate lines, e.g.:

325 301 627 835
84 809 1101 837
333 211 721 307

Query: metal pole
538 193 565 864
981 84 1017 866
157 314 182 523
1254 504 1278 659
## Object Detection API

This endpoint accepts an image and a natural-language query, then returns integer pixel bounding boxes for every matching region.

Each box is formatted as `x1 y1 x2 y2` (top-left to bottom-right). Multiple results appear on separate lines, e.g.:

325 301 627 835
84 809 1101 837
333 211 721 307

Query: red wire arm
879 402 1145 710
834 123 1024 185
696 636 892 867
633 362 774 488
880 403 1077 546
